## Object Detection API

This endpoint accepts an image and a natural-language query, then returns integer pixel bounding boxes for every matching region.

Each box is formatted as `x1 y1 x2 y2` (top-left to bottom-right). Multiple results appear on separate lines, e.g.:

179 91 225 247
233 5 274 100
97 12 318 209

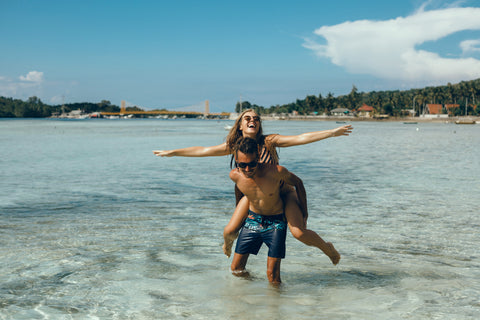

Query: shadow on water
1 270 77 309
287 267 406 290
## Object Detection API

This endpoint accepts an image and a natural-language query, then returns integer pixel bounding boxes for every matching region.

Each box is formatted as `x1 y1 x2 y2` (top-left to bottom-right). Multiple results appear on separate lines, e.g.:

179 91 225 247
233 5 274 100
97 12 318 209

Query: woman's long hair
226 109 278 167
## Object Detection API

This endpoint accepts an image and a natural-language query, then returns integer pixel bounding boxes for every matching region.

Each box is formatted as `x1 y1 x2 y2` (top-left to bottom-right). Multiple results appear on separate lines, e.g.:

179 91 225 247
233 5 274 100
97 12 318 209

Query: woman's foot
222 233 237 257
326 242 341 265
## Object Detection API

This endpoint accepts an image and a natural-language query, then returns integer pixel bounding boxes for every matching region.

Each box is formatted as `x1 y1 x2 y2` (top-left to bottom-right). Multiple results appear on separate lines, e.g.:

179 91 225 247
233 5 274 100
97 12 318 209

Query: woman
154 109 352 264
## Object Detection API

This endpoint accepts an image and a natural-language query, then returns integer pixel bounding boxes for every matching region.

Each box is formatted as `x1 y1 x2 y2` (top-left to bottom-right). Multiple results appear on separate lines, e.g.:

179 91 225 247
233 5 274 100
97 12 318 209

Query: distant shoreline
1 115 478 124
260 115 480 123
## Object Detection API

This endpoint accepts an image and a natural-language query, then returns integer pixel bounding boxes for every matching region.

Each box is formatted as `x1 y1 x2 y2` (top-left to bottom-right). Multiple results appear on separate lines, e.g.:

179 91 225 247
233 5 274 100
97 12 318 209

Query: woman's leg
283 190 341 265
223 195 250 257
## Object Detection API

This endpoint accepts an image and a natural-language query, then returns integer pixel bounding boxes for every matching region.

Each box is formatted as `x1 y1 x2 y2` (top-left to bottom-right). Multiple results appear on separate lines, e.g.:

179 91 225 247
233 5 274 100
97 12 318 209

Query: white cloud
303 6 480 83
460 39 480 54
0 71 44 98
19 71 44 82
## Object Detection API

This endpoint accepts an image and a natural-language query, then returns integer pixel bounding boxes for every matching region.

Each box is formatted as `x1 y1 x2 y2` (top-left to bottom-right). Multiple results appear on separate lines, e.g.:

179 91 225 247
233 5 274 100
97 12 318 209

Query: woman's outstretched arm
270 125 353 148
153 142 230 157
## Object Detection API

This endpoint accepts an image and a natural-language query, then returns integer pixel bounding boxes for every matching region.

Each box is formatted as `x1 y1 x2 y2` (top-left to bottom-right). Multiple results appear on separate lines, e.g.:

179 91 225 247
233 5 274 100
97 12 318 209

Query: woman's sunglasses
243 116 260 122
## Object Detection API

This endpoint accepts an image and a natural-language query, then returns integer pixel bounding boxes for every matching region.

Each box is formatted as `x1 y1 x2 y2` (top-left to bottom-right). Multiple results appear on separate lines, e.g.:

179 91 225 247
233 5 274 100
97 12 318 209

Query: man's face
236 151 258 178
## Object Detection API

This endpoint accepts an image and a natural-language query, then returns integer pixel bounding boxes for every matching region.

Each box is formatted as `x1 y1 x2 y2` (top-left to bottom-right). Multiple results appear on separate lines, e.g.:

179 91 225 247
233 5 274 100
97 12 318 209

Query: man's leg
267 257 282 284
264 227 285 284
231 253 250 278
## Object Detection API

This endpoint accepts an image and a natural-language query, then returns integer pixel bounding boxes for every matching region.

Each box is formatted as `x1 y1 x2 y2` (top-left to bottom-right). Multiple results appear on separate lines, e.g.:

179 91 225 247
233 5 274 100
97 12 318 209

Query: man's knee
231 253 248 272
231 263 243 272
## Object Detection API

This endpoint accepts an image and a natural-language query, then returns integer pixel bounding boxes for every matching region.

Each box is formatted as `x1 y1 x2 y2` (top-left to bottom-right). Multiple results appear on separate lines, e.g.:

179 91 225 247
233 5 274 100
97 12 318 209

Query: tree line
0 97 120 118
2 78 480 118
236 78 480 117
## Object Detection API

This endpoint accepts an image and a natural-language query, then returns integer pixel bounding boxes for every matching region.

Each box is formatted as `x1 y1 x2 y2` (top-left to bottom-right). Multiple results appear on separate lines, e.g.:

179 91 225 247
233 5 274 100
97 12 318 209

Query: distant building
422 104 448 119
426 104 443 114
59 109 88 119
357 104 374 117
331 108 350 116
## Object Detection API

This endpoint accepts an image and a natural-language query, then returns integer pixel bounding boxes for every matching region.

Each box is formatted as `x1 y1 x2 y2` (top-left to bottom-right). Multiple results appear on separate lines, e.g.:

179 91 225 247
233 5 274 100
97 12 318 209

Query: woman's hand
273 125 354 147
152 144 230 157
330 125 353 137
153 150 172 157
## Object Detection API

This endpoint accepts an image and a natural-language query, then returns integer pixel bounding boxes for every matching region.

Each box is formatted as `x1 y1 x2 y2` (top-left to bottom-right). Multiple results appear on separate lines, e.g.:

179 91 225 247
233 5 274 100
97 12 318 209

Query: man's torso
234 164 284 216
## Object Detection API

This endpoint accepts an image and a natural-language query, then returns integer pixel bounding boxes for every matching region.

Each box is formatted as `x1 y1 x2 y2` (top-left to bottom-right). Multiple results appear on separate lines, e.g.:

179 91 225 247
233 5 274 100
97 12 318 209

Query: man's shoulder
261 163 283 169
269 163 287 173
260 163 287 177
273 164 290 179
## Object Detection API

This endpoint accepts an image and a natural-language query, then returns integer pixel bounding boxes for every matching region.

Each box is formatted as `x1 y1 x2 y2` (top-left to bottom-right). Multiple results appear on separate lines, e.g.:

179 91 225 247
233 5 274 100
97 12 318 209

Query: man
229 137 340 284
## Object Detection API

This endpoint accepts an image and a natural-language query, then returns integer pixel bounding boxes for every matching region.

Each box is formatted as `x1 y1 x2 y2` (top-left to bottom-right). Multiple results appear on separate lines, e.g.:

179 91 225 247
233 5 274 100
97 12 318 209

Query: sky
1 0 480 113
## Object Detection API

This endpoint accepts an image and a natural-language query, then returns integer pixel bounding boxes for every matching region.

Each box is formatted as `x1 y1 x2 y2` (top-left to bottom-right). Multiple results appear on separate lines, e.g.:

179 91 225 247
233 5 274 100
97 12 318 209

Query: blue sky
1 0 480 112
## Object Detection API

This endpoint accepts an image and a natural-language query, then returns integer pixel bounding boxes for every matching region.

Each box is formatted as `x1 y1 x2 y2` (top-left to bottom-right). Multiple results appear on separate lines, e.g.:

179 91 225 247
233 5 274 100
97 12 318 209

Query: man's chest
239 176 280 199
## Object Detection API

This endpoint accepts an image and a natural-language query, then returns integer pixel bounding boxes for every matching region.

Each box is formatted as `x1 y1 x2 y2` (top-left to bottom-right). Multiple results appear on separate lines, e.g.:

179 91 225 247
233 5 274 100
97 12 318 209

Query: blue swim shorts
235 210 287 258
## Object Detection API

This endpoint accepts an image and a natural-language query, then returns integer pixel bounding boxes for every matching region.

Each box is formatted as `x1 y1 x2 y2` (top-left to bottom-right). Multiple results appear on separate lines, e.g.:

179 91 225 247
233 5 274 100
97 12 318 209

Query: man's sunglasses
236 161 258 169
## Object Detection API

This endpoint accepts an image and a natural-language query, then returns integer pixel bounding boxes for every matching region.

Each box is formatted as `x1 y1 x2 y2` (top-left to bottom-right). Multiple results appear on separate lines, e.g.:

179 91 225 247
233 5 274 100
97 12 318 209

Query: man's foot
326 242 341 265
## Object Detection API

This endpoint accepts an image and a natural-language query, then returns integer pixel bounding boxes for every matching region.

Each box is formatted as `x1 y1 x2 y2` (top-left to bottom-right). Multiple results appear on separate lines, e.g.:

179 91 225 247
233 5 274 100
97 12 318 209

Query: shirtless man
229 137 340 284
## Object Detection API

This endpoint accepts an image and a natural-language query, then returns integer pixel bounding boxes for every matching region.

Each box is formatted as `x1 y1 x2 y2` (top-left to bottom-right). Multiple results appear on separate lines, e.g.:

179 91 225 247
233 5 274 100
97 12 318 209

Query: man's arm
278 166 308 220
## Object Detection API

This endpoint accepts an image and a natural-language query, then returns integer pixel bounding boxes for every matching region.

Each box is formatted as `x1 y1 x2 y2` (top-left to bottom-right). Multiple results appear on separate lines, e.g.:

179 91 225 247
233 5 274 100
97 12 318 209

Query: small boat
403 121 418 124
224 125 233 131
455 119 476 124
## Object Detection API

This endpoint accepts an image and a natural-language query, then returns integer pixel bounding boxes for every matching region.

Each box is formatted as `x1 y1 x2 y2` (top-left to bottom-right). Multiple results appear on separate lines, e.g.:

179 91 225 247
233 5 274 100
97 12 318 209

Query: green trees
256 78 480 116
235 101 265 114
0 96 120 118
2 78 480 118
0 96 54 117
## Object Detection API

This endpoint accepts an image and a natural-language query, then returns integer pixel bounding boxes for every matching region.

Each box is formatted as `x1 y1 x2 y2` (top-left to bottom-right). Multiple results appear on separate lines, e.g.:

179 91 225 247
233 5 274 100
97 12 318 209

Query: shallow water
1 119 479 319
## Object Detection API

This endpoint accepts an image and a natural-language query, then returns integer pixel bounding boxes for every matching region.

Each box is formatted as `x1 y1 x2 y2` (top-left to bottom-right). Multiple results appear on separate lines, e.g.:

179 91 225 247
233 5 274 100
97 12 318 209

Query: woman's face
239 111 260 137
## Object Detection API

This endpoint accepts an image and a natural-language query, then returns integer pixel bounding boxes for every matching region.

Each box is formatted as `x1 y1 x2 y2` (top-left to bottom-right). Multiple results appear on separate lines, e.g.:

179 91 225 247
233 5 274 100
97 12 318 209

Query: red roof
427 104 442 114
357 104 374 112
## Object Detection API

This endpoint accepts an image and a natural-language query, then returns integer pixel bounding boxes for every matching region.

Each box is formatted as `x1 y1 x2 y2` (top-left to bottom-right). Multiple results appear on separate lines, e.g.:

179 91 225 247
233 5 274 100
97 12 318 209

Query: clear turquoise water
1 119 479 319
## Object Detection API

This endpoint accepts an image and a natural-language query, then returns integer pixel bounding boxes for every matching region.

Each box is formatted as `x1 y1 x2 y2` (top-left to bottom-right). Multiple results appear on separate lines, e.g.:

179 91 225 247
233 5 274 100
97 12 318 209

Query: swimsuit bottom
235 210 287 258
243 210 287 232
